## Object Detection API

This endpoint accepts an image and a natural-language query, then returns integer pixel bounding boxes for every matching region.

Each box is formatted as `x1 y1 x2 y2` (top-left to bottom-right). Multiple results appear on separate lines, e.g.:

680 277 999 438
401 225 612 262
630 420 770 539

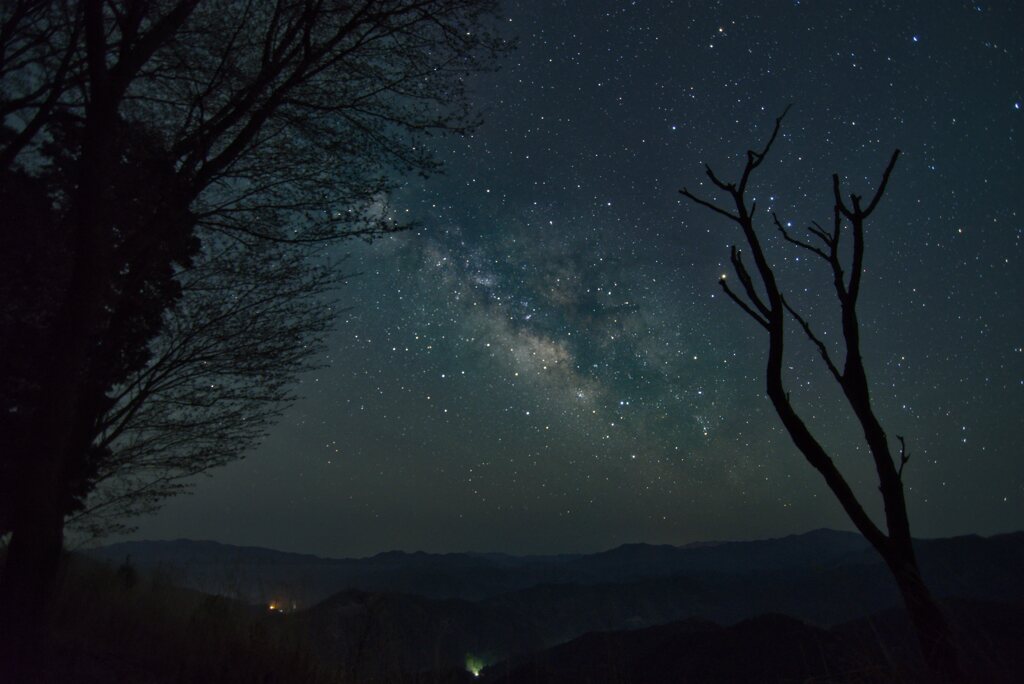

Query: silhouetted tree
0 0 503 656
2 113 202 534
62 237 350 540
679 108 962 681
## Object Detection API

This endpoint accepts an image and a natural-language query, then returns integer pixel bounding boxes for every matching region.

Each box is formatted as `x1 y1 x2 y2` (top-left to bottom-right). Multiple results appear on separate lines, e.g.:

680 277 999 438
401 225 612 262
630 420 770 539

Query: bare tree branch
774 212 830 261
896 434 910 480
729 246 771 319
679 187 739 222
737 102 792 195
781 296 842 383
719 277 769 329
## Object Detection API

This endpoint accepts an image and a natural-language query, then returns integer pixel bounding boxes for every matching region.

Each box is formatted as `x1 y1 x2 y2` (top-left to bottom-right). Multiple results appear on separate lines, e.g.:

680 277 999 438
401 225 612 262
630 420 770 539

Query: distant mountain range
86 529 1024 679
483 600 1024 684
88 528 1024 608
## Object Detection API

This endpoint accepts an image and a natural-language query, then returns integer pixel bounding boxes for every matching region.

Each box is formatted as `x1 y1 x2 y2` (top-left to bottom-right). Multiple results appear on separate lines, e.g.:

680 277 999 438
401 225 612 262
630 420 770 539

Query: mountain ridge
87 528 1024 608
80 529 1024 680
92 526 871 562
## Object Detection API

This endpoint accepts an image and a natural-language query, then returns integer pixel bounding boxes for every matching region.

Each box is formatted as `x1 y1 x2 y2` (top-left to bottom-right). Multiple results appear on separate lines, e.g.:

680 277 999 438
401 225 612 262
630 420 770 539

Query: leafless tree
679 108 962 680
65 238 351 541
0 0 504 655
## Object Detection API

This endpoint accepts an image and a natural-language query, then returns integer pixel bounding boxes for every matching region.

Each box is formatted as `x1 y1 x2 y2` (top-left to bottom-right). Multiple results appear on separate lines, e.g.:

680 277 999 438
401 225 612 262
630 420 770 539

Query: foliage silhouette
0 0 504 664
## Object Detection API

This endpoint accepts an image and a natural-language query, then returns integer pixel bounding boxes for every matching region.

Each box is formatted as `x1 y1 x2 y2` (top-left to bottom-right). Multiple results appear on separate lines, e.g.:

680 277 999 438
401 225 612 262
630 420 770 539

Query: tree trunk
0 469 66 680
0 31 119 663
885 552 964 681
0 138 106 675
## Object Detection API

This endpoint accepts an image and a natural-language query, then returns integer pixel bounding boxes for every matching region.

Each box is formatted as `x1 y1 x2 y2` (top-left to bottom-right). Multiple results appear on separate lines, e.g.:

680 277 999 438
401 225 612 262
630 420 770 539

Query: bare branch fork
896 434 910 481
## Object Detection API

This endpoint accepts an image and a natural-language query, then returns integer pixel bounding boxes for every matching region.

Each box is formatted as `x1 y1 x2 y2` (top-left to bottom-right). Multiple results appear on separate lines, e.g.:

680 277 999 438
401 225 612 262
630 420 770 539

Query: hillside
82 529 1024 678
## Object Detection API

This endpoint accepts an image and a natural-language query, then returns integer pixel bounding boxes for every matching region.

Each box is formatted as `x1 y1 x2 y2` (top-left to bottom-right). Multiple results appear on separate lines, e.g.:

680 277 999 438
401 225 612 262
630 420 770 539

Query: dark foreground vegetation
482 602 1024 684
6 529 1024 683
12 553 337 684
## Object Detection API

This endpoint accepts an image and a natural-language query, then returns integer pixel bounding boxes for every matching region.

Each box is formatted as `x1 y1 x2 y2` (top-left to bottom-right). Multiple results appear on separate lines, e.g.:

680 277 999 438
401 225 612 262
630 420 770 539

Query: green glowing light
465 654 484 677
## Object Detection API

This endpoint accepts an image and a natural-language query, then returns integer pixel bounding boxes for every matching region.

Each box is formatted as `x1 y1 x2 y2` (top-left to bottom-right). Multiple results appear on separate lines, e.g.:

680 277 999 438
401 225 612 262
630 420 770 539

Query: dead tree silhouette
679 107 963 681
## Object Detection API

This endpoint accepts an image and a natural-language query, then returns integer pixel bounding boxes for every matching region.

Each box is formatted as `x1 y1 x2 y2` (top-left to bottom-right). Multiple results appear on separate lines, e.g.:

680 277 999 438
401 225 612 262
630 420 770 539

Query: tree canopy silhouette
679 108 962 681
0 0 504 655
57 237 351 541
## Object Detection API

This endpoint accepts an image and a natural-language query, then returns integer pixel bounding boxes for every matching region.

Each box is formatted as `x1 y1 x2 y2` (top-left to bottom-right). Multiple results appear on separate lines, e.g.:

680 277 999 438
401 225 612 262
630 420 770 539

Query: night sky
117 0 1023 557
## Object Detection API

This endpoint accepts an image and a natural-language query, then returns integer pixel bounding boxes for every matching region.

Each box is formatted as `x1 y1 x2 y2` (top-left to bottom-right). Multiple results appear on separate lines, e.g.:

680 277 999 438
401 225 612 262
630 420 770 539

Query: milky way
122 0 1024 556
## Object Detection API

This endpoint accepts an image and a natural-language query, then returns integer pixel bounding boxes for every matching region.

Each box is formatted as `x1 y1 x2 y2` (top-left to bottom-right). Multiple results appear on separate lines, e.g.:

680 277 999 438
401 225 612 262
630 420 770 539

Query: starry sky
119 0 1023 557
